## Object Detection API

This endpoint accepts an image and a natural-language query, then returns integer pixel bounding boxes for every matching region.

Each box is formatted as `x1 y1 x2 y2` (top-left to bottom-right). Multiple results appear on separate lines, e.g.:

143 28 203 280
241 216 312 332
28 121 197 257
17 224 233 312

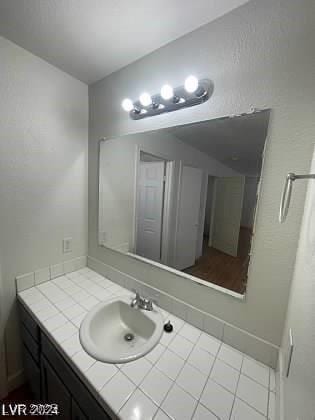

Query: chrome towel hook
279 172 315 223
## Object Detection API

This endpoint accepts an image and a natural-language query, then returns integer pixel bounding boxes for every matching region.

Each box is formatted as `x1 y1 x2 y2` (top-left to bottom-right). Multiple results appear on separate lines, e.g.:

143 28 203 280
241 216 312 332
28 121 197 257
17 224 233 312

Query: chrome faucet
130 291 155 311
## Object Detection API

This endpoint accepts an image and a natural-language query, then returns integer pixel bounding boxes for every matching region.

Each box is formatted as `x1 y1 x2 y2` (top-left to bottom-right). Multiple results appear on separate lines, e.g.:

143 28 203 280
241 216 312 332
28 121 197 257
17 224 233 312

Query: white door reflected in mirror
136 160 165 263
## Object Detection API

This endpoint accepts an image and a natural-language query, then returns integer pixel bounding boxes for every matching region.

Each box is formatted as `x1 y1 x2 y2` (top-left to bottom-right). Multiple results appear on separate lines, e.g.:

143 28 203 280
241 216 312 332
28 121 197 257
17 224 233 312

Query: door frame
196 173 208 259
161 160 175 265
173 160 183 268
208 177 218 246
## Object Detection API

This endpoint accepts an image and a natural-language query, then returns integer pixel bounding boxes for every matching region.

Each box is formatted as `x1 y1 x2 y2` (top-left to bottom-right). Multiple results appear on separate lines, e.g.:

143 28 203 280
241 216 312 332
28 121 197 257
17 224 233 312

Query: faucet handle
145 297 159 309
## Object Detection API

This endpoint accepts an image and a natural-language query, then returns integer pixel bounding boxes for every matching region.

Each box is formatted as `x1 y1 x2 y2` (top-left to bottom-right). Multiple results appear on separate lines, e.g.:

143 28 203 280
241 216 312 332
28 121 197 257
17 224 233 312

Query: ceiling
168 110 270 176
0 0 249 84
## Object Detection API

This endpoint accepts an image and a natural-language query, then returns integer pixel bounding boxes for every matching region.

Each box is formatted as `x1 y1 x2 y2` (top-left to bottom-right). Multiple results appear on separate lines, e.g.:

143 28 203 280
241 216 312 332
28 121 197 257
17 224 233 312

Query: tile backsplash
16 256 87 292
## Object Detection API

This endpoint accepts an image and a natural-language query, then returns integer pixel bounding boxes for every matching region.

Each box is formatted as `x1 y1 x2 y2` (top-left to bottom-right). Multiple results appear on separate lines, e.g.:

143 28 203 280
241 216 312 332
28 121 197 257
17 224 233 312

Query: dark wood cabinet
41 356 71 420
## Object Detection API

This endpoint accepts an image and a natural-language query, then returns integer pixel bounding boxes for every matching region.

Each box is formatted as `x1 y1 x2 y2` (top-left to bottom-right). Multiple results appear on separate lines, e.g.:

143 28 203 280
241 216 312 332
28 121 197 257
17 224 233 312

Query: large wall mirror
98 110 270 296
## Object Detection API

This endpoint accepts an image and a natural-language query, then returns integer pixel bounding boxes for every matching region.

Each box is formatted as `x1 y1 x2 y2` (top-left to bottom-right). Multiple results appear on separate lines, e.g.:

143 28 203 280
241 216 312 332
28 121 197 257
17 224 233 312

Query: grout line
229 354 244 420
154 325 199 418
228 356 270 419
31 271 109 340
41 271 122 385
118 316 183 415
119 317 188 417
190 339 223 420
237 371 270 391
234 395 269 419
267 367 272 418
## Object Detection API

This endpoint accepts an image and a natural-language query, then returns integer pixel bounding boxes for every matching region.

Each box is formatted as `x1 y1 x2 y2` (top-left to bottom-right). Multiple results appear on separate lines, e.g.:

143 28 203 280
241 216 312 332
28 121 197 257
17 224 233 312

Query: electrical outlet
63 237 72 253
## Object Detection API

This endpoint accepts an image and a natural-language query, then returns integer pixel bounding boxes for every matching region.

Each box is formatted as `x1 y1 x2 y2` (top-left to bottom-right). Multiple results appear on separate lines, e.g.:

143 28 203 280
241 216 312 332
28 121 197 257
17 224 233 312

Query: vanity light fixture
121 76 212 120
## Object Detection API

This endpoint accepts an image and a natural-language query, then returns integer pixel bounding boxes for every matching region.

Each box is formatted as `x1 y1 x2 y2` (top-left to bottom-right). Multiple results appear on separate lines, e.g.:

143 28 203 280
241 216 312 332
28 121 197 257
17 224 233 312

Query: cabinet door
72 398 88 420
41 357 71 420
22 345 41 400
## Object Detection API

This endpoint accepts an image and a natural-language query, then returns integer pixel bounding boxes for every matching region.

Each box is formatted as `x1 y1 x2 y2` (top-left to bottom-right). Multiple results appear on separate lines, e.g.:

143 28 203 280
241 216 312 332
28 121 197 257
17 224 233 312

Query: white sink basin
79 296 163 364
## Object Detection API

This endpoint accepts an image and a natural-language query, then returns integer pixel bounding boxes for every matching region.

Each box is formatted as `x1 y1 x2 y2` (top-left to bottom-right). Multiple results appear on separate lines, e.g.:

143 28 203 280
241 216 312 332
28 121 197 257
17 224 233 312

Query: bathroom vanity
17 267 276 420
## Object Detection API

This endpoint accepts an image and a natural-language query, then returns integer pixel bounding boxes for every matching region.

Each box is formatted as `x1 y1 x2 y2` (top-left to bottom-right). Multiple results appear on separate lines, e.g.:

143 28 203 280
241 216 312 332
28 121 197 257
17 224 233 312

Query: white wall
280 149 315 420
89 0 315 347
0 36 88 386
241 177 259 228
99 130 237 251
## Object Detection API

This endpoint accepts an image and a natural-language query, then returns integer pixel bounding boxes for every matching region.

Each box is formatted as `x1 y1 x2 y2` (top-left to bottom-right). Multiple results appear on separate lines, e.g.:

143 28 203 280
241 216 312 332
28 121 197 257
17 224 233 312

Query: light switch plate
63 237 72 253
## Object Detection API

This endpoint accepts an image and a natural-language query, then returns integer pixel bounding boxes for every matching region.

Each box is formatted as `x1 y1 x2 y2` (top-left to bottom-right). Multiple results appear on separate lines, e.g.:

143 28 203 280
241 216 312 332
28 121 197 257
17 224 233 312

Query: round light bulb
160 84 174 100
121 98 134 112
139 92 152 107
184 75 199 93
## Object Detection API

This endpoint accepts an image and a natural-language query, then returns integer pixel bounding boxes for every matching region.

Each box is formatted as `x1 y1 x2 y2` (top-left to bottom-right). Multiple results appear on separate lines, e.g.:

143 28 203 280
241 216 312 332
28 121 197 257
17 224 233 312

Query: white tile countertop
18 268 276 420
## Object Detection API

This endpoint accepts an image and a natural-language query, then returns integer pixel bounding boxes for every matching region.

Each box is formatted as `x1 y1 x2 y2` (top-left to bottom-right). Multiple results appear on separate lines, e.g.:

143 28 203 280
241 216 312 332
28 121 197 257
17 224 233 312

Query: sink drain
124 333 135 342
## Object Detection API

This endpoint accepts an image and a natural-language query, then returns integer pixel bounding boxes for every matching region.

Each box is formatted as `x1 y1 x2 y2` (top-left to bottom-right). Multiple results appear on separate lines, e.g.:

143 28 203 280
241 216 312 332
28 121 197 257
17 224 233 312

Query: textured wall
0 36 88 382
89 0 315 347
280 149 315 419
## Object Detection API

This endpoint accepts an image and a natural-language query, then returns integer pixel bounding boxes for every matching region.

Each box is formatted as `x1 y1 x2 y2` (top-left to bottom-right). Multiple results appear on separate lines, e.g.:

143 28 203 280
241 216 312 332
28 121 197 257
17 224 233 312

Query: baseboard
7 369 25 393
87 255 279 368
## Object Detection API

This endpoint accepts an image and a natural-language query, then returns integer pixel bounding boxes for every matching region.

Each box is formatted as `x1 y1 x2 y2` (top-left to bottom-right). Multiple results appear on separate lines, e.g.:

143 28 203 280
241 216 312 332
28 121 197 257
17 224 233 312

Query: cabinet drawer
22 345 41 400
42 334 111 420
21 325 39 364
19 303 40 343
